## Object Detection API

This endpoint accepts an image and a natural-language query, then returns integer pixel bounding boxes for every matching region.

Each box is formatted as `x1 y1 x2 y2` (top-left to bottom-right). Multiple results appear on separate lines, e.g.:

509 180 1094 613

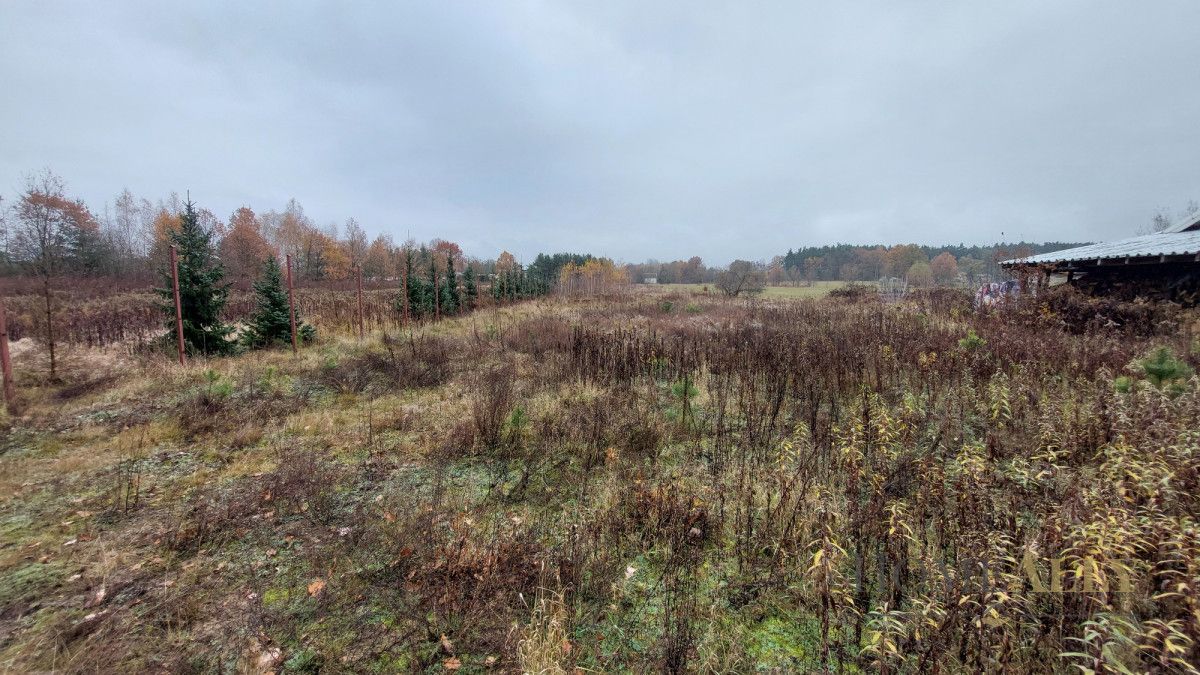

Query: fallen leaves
307 579 326 597
85 585 106 608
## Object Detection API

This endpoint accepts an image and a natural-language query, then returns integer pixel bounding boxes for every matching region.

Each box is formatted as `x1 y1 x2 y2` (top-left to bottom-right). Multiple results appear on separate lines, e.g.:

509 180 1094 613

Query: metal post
169 245 185 366
286 254 298 355
434 267 440 321
0 296 16 414
402 256 410 327
356 265 364 340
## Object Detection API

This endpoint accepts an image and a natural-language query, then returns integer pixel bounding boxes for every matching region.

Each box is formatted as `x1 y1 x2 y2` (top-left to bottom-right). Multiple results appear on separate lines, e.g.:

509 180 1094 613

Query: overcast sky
2 2 1199 264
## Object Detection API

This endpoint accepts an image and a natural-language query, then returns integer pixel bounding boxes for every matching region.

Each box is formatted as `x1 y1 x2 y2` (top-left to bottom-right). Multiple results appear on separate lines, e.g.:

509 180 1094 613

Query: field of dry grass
1 287 1198 673
646 281 848 300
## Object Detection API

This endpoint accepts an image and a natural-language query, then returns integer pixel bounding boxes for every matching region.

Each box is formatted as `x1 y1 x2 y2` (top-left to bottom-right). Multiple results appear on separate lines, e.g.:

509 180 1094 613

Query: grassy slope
0 290 1197 673
0 296 842 672
0 314 495 671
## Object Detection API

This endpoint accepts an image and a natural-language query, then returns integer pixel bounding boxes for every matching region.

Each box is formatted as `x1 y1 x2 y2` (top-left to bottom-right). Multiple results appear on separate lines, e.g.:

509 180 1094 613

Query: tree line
0 170 544 288
0 170 626 373
777 242 1087 286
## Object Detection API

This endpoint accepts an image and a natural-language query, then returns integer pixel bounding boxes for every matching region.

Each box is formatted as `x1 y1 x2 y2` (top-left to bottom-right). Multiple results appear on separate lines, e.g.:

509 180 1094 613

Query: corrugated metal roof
1003 231 1200 266
1163 210 1200 234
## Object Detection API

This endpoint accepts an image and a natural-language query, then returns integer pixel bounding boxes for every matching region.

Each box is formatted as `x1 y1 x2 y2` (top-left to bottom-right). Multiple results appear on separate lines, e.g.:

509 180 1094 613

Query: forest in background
0 169 1087 298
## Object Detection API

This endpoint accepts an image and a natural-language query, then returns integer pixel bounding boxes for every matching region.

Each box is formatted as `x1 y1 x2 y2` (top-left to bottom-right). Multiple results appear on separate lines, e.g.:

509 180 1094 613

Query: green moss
746 616 820 671
283 648 321 672
0 513 33 539
0 561 67 607
262 587 291 608
370 652 412 672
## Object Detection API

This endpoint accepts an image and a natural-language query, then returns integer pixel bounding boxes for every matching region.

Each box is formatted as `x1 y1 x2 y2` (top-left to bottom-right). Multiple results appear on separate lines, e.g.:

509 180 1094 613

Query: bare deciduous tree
343 217 368 268
12 170 98 379
715 260 765 297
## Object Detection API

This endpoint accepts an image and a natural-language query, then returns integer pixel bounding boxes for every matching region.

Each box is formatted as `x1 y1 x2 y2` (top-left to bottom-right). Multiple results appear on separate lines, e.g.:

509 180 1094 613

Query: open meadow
647 281 848 301
1 287 1199 673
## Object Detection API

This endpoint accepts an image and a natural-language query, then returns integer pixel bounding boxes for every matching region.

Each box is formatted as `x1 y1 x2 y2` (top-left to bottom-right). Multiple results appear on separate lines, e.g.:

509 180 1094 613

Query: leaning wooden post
169 245 185 366
286 254 298 356
0 296 16 414
356 265 365 340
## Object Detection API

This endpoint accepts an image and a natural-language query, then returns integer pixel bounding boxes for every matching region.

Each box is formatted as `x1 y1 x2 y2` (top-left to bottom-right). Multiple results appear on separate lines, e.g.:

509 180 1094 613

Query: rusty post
169 245 185 366
402 255 410 327
356 265 364 340
0 296 16 414
434 267 440 321
286 254 298 355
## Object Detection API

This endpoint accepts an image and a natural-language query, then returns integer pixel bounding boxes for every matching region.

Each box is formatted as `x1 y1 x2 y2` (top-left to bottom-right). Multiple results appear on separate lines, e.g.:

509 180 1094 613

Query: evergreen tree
427 254 440 317
395 248 435 320
242 255 313 348
441 252 459 315
158 199 234 355
463 264 478 311
396 248 414 319
510 266 524 300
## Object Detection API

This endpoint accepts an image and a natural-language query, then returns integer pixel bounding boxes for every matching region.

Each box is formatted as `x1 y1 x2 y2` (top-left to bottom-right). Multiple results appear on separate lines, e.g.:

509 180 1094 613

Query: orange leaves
220 207 275 283
496 250 517 272
306 578 326 597
320 235 352 281
440 634 460 669
558 258 628 296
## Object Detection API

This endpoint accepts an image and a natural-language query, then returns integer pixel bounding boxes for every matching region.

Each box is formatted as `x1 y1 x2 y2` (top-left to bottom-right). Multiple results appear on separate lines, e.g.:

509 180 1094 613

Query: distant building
643 276 658 284
1001 212 1200 303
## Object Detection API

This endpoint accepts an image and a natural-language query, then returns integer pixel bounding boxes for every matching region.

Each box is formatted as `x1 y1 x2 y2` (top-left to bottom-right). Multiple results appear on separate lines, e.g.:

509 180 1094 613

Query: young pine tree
463 264 478 311
158 199 235 355
510 267 523 300
427 254 440 318
242 255 313 348
441 252 459 315
394 248 431 321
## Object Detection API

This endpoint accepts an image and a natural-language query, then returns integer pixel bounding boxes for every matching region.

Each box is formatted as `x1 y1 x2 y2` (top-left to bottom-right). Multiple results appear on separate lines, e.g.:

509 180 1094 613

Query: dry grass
517 583 571 675
647 280 847 299
1 288 1198 672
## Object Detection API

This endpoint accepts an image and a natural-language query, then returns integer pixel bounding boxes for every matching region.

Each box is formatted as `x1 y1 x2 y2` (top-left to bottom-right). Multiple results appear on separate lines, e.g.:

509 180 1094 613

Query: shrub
472 363 516 450
1137 346 1192 393
318 334 453 394
958 329 986 352
828 284 873 301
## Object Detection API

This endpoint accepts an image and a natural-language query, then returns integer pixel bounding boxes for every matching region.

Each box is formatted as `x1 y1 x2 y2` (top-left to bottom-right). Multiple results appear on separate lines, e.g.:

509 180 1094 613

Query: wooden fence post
0 296 16 414
286 254 298 356
356 265 365 340
169 245 185 366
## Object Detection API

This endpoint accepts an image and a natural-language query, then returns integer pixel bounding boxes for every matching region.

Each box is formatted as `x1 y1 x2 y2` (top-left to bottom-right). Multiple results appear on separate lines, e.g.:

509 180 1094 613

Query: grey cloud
2 1 1199 264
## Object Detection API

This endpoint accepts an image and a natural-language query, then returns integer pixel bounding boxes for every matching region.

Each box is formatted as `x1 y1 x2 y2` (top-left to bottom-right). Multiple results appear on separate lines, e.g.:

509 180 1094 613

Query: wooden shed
1001 212 1200 303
